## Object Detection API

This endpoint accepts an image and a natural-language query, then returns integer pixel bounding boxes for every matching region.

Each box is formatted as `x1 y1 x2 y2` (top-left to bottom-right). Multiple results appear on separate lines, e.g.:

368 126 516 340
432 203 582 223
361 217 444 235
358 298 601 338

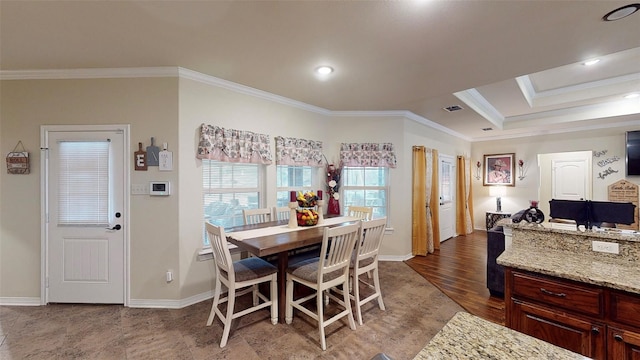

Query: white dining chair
285 222 360 350
349 217 387 325
205 222 278 347
243 207 272 225
272 206 290 221
347 206 373 221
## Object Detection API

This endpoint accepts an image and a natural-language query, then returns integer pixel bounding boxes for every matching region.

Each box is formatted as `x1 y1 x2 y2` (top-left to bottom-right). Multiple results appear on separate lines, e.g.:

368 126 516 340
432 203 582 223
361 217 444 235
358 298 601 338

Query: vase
328 196 340 215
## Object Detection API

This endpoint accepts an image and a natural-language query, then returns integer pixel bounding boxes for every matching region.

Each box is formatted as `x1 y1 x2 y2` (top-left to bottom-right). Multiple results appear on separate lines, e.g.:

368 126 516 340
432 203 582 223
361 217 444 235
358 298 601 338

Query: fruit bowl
296 208 319 226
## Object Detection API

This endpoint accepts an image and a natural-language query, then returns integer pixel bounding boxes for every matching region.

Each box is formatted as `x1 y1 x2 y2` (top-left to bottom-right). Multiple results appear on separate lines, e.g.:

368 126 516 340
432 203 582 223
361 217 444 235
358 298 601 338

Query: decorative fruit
296 208 318 226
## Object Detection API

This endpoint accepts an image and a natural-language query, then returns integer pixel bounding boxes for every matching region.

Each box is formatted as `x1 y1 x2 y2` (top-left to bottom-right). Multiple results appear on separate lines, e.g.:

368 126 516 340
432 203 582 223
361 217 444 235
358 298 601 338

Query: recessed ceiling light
602 3 640 21
625 93 640 99
582 59 601 66
315 66 334 75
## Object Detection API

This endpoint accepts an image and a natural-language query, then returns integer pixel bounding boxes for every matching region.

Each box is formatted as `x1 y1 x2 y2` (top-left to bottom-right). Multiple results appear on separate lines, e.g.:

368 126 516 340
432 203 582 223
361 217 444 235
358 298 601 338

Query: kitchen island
413 311 589 359
497 223 640 359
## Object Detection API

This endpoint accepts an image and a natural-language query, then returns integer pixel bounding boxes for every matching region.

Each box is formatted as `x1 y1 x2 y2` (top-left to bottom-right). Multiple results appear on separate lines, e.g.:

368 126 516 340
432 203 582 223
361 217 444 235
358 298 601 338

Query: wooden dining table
225 216 359 323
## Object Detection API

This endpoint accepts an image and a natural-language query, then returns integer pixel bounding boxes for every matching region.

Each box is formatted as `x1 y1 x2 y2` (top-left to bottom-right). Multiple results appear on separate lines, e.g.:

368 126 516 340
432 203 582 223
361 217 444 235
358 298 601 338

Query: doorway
439 154 456 242
538 151 592 219
41 125 130 304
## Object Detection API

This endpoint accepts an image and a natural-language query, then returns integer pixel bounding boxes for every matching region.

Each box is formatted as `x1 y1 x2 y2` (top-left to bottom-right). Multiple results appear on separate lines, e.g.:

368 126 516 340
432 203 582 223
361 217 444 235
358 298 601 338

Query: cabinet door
512 300 606 359
608 327 640 360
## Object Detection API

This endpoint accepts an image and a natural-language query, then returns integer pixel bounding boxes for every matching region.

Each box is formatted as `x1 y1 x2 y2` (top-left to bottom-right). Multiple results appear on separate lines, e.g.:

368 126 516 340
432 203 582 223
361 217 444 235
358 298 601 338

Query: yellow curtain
456 156 474 234
430 150 440 251
411 146 428 255
412 146 440 255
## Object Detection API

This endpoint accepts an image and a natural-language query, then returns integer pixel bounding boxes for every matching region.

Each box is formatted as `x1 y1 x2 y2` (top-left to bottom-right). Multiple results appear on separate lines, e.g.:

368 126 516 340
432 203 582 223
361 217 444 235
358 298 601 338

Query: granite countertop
497 223 640 294
413 312 590 360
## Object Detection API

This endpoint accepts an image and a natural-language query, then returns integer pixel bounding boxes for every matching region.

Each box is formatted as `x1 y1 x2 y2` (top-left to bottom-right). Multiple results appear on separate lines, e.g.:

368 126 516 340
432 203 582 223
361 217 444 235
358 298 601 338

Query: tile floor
0 261 463 360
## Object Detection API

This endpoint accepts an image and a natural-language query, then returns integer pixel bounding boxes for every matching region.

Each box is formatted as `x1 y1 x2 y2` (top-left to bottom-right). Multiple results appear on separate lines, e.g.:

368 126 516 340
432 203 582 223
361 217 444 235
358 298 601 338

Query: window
275 165 314 207
342 166 389 219
202 161 263 239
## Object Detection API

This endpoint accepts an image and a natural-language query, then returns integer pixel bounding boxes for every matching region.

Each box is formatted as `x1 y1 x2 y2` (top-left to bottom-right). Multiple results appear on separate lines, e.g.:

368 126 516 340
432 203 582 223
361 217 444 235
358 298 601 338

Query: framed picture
483 153 515 186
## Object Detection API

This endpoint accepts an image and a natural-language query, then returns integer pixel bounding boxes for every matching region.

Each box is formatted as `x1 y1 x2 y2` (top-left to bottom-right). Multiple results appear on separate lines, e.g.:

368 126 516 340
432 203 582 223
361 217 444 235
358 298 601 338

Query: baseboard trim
0 297 41 306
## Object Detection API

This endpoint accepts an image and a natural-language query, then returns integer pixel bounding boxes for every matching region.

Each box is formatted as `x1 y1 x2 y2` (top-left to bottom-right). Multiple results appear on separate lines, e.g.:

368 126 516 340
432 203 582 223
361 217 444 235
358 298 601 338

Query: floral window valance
339 142 397 168
196 123 272 164
275 136 324 167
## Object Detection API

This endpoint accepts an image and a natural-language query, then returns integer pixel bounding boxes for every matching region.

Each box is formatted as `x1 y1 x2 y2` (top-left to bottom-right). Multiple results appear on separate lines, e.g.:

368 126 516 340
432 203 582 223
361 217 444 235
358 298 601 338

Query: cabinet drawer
610 290 640 329
512 272 604 317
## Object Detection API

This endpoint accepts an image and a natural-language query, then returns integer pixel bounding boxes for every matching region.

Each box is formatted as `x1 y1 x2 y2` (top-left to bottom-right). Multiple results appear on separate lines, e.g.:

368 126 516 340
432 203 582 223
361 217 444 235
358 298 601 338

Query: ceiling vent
443 105 464 112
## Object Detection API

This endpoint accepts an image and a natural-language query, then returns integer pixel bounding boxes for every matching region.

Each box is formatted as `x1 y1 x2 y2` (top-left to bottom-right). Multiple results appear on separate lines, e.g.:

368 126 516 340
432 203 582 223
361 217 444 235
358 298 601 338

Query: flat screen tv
626 130 640 176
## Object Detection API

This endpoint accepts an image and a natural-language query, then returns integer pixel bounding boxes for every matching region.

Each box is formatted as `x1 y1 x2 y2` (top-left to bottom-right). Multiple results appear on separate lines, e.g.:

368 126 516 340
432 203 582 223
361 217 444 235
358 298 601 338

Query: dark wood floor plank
404 230 506 325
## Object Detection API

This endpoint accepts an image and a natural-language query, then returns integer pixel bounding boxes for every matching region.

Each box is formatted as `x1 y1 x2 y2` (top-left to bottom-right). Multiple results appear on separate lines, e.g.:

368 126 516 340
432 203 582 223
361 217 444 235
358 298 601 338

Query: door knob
106 224 122 230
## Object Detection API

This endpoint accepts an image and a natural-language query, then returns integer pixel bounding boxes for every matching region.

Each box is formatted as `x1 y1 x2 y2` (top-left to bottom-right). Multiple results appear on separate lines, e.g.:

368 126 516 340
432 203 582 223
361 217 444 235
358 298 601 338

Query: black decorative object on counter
514 200 545 224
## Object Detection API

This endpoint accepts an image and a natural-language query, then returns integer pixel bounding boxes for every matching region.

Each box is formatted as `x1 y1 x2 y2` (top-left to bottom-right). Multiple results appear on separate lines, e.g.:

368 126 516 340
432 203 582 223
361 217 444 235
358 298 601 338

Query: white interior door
538 151 592 219
439 155 456 242
43 125 128 304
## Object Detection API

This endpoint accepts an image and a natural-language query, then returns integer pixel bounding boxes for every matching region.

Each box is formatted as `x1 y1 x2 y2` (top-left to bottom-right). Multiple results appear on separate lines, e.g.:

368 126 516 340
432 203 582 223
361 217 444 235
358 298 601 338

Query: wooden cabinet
608 327 640 360
505 268 640 360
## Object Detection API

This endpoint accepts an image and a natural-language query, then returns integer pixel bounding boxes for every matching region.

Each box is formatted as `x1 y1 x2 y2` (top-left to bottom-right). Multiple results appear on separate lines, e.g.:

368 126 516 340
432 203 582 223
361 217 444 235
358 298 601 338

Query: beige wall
471 129 638 230
3 70 635 306
0 77 181 302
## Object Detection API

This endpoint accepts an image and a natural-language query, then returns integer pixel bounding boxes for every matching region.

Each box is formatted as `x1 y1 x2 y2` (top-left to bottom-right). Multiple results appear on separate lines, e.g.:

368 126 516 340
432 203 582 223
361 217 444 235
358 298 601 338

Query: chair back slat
347 206 373 221
319 222 360 280
205 222 234 281
243 208 272 225
358 217 387 261
272 206 290 221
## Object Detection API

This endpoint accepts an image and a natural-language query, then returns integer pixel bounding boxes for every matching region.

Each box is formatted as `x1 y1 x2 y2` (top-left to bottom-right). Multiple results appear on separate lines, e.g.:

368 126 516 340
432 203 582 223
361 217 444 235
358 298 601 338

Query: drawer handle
540 288 567 297
591 327 600 335
614 334 624 342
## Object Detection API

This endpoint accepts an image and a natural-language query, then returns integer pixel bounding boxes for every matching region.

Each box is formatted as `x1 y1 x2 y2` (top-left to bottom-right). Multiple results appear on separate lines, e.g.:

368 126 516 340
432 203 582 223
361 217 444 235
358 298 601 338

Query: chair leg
317 287 327 351
270 275 278 325
220 287 235 348
252 284 259 306
207 277 221 326
343 279 357 331
373 267 386 311
352 272 363 326
285 275 294 324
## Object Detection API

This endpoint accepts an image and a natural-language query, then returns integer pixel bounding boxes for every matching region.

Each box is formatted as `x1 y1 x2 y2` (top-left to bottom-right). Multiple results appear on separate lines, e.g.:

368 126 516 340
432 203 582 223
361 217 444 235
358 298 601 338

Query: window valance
274 136 324 167
196 124 272 164
339 143 397 168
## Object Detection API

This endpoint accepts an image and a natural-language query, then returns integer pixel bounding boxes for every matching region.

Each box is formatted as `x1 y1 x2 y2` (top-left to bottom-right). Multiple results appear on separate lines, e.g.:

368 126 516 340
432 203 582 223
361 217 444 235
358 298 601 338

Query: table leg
277 251 289 323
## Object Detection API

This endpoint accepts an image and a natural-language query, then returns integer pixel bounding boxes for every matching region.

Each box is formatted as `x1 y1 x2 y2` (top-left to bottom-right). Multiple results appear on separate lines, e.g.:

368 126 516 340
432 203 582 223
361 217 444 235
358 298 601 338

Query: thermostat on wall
150 181 170 196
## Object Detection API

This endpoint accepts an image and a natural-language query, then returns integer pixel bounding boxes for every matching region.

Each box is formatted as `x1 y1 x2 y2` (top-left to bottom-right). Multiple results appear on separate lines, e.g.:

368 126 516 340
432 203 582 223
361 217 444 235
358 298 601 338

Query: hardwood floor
404 230 506 325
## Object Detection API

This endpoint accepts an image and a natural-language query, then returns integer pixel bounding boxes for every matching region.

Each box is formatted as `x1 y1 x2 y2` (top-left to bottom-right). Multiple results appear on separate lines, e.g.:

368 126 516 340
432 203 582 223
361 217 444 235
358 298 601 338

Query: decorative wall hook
475 161 482 180
518 159 525 180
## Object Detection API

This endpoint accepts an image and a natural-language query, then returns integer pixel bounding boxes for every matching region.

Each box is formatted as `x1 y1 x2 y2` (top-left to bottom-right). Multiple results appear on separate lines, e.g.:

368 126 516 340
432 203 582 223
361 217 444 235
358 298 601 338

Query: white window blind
342 166 389 219
58 141 110 226
203 160 262 234
276 165 313 207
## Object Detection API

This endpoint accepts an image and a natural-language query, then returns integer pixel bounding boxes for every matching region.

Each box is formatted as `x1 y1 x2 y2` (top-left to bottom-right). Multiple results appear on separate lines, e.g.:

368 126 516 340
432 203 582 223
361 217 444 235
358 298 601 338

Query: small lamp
489 186 506 212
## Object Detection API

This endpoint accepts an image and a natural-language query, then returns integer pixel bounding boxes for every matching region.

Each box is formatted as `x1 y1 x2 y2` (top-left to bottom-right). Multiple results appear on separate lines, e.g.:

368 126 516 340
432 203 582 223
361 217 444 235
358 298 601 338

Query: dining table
225 215 360 323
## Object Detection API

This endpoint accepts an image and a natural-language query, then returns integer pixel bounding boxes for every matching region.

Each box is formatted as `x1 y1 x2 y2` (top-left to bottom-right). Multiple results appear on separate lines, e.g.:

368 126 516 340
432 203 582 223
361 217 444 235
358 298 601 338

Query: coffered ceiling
1 1 639 141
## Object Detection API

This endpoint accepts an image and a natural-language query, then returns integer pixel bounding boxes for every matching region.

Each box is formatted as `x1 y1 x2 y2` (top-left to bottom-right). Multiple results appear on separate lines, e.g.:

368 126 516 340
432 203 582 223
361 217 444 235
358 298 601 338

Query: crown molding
2 66 472 141
0 67 178 80
453 88 505 130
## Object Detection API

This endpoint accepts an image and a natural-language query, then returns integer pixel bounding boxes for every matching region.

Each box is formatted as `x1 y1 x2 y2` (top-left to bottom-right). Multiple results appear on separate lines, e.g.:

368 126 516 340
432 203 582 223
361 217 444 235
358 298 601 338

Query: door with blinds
43 125 128 304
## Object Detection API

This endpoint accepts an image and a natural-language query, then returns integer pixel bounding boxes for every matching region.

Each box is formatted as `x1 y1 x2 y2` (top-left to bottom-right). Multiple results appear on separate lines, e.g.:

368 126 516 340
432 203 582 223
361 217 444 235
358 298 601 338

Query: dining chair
243 207 272 225
348 217 387 325
347 206 373 221
272 206 290 221
205 222 278 348
285 222 360 350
